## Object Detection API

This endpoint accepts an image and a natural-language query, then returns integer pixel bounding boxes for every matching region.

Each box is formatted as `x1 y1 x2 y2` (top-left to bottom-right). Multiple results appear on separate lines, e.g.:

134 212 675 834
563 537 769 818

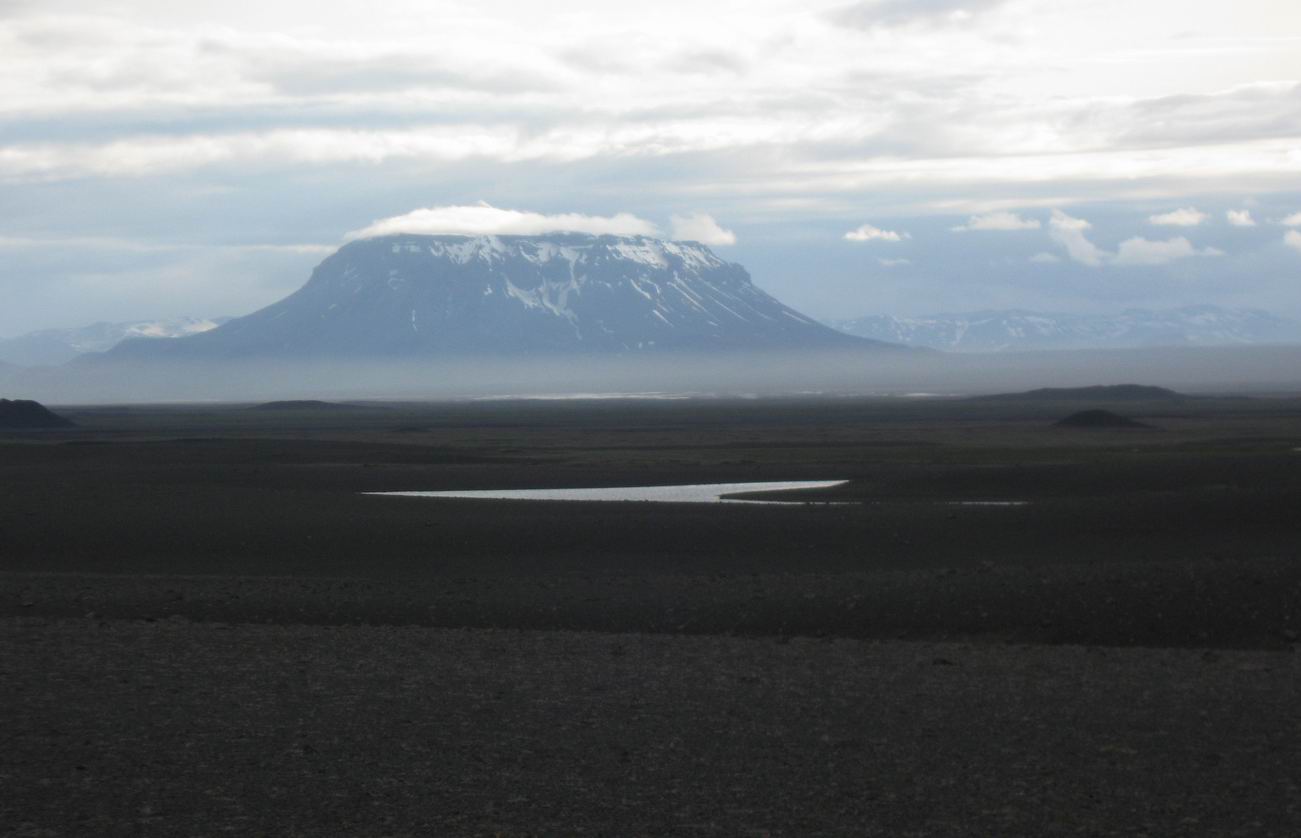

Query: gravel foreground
3 618 1298 836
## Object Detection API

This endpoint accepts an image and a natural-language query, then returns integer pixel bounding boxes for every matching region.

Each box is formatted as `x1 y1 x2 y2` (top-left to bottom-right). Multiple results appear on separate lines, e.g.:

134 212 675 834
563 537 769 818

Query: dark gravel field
2 395 1299 834
3 619 1298 836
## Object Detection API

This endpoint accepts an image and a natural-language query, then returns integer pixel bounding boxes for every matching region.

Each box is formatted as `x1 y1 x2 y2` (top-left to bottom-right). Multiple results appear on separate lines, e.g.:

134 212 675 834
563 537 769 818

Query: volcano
108 234 890 359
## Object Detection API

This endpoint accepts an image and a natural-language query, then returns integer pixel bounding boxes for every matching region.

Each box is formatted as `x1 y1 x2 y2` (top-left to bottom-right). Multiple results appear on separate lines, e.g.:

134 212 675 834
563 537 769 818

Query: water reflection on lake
368 480 849 505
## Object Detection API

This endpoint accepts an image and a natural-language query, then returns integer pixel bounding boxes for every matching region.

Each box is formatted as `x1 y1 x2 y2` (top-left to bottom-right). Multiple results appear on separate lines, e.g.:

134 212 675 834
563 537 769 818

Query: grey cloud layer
1087 82 1301 148
3 7 1299 202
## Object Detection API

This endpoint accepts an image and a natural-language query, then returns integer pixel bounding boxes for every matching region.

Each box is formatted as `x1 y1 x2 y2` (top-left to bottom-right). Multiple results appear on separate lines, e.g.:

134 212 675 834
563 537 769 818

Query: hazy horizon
6 344 1300 405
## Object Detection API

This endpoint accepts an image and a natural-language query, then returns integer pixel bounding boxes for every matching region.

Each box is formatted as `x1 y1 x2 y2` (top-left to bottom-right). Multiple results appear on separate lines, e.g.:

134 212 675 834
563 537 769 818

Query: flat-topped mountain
107 234 887 360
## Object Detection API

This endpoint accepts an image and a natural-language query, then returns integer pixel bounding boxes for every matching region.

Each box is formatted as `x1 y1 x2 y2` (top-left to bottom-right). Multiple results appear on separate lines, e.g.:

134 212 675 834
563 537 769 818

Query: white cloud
1048 210 1091 232
1029 252 1060 264
1047 207 1227 267
669 212 736 245
1281 212 1301 227
1149 207 1209 227
1113 237 1224 266
951 211 1040 232
844 223 907 242
878 257 911 267
1286 230 1301 254
1048 210 1104 266
346 203 659 240
1226 209 1255 227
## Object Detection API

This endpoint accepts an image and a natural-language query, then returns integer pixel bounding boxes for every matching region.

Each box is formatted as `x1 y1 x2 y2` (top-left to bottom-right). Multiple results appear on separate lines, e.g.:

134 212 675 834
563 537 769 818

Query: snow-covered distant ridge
829 306 1301 352
121 319 224 340
106 233 881 360
0 317 227 367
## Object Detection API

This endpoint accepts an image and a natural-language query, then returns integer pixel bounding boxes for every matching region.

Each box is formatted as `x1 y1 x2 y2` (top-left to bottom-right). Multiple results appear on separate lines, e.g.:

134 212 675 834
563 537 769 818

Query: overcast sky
3 0 1301 336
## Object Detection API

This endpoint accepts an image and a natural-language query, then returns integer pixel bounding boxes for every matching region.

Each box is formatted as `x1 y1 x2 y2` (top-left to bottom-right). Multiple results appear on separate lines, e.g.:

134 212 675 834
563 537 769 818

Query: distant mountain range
828 307 1301 352
105 234 883 360
0 317 227 367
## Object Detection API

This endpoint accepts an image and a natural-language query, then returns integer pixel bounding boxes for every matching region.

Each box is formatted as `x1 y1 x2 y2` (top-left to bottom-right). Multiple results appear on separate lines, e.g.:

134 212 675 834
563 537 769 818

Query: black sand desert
2 393 1299 835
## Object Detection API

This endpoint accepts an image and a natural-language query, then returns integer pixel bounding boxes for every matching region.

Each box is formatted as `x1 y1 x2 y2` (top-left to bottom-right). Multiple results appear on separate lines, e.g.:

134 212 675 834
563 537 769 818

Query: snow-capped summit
108 234 885 359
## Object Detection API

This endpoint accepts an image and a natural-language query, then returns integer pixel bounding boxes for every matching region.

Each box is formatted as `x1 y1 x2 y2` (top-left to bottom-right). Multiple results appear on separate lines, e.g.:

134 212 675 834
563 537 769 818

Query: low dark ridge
247 400 357 411
974 384 1184 402
1055 409 1154 429
0 398 75 429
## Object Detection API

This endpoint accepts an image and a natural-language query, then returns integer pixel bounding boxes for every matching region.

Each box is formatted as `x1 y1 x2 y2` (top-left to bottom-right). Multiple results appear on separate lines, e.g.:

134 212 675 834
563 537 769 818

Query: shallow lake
368 480 849 505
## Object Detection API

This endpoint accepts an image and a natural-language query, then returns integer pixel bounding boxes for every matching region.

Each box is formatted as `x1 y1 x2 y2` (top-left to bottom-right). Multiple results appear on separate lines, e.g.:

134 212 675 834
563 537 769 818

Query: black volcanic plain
2 393 1299 834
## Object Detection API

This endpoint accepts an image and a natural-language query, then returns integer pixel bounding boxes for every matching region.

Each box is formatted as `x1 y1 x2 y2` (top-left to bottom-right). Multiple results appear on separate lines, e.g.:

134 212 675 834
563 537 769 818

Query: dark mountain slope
0 399 74 429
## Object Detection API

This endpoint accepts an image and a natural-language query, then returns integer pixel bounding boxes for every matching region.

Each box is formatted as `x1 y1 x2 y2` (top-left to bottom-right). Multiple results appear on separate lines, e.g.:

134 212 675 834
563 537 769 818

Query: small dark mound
247 400 352 411
1055 409 1153 429
0 398 75 429
976 384 1184 402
